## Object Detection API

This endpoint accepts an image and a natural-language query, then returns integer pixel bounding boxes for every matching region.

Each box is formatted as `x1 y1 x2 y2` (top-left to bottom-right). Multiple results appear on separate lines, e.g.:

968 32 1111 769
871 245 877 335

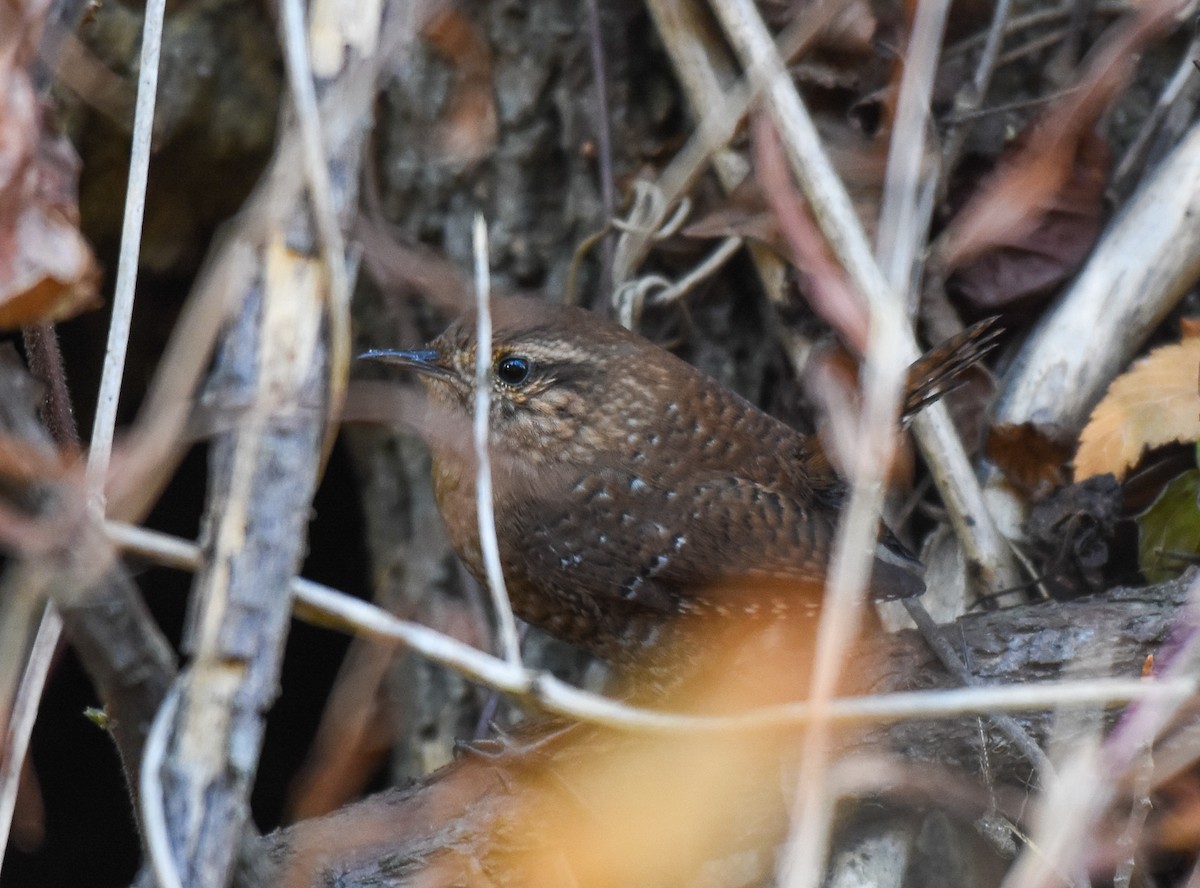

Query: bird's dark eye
495 355 532 386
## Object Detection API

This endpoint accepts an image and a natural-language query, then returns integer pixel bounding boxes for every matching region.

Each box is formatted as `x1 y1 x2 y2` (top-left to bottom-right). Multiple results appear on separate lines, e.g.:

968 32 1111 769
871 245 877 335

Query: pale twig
877 0 1020 604
650 236 743 306
778 326 907 888
623 0 847 284
140 687 184 888
609 184 691 237
0 0 164 873
706 0 1018 881
108 19 420 525
706 2 910 884
0 603 59 875
613 276 671 330
471 215 523 668
101 520 1195 736
722 0 1023 602
608 180 690 308
278 0 353 462
637 0 843 388
875 0 951 299
710 0 904 338
86 0 167 507
613 233 741 328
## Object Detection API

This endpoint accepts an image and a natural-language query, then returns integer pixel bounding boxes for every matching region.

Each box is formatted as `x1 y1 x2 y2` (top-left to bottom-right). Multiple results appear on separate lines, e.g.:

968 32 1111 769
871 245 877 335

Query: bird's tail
901 317 1002 422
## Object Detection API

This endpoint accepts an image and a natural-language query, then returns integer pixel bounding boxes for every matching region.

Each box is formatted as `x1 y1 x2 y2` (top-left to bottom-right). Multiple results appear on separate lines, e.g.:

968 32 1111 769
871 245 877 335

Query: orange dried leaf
1075 339 1200 481
0 202 100 328
986 421 1074 499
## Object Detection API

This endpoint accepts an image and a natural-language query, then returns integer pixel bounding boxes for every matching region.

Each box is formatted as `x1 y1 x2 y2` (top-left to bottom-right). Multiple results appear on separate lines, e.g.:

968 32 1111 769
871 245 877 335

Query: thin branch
106 20 418 526
1110 27 1200 199
0 604 60 875
650 236 743 306
102 520 1195 735
623 0 848 284
901 597 1052 780
1 0 164 869
0 326 79 876
22 324 79 445
471 215 523 669
227 582 1200 730
704 1 908 883
875 0 952 302
140 687 184 888
85 0 166 507
709 0 904 338
943 2 1125 58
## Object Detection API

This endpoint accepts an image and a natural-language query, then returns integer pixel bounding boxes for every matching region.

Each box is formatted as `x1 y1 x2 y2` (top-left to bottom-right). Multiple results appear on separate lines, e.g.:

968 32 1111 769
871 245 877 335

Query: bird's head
360 297 676 466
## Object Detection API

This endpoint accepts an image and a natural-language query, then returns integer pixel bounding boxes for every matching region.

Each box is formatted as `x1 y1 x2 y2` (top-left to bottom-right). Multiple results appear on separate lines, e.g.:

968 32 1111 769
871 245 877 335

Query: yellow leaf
1075 339 1200 481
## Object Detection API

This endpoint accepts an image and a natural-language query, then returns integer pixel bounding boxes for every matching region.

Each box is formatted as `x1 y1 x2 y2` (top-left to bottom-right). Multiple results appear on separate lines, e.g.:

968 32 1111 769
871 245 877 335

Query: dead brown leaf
950 132 1109 315
1075 339 1200 481
935 0 1188 271
986 421 1075 500
0 2 100 328
681 179 780 248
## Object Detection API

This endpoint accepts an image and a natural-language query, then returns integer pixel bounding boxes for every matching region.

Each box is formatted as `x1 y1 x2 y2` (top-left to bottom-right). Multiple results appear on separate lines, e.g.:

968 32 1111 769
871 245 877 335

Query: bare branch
471 215 523 669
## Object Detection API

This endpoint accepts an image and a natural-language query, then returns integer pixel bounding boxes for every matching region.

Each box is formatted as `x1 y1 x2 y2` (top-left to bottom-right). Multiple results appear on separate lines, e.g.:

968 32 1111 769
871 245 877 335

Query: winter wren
362 298 995 664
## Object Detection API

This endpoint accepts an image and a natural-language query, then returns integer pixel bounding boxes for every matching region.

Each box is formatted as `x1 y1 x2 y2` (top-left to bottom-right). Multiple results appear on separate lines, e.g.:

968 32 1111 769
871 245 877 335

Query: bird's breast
430 458 484 576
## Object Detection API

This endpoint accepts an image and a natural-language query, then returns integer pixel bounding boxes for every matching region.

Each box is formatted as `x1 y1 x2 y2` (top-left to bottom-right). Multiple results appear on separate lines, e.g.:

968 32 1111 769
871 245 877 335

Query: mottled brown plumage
363 298 996 664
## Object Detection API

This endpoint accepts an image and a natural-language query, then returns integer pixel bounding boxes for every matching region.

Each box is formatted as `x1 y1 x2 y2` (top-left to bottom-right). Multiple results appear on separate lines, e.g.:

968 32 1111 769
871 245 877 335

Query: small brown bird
362 298 996 665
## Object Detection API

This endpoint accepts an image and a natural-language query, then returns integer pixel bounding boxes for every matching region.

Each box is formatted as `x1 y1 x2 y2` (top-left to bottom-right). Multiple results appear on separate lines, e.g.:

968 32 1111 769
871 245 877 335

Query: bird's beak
358 348 455 381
